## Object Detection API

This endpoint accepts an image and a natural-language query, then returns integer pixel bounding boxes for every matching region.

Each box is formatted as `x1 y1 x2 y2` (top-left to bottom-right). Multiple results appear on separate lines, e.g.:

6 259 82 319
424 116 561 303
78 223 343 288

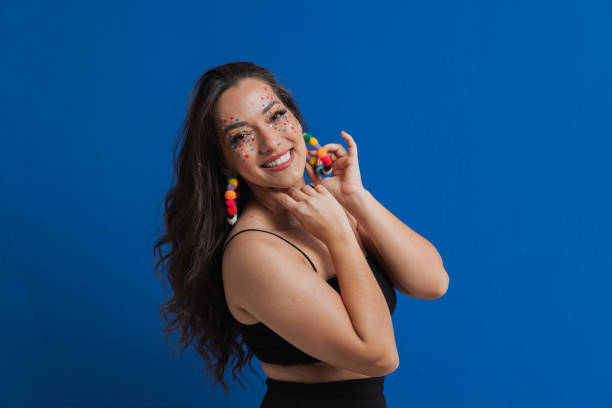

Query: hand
305 130 365 207
268 183 353 244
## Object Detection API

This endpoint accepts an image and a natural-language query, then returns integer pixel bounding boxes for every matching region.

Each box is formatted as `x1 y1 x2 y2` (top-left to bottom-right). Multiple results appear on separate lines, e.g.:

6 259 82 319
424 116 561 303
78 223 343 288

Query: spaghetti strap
222 228 318 272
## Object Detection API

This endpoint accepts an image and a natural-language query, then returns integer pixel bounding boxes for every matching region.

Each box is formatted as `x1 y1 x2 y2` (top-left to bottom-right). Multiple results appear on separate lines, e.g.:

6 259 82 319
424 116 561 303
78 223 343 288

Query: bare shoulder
221 226 307 315
222 227 310 287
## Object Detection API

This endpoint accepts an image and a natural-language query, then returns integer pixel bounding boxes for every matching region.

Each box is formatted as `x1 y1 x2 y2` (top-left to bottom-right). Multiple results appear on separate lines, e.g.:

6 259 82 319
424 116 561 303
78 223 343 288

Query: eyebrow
223 121 249 136
261 100 279 114
223 100 280 135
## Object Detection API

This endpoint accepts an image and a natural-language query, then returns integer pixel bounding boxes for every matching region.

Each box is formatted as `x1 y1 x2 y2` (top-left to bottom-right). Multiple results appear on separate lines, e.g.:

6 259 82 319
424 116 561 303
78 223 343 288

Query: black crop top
223 228 397 366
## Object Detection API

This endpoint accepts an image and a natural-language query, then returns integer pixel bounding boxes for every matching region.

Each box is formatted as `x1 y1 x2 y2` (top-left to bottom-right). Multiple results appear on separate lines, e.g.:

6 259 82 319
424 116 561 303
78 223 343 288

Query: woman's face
215 77 306 188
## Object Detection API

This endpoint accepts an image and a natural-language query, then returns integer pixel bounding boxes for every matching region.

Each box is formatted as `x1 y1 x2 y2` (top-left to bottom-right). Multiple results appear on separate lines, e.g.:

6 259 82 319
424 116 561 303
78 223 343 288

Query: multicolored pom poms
225 176 239 225
303 133 333 176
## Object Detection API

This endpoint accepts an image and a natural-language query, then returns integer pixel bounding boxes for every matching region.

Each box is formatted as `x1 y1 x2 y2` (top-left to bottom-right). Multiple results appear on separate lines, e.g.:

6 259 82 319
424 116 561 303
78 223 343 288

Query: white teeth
264 150 291 168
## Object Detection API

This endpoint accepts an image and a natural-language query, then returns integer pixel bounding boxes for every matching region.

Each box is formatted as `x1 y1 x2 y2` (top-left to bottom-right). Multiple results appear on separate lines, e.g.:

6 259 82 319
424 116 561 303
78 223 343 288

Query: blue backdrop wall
1 1 610 407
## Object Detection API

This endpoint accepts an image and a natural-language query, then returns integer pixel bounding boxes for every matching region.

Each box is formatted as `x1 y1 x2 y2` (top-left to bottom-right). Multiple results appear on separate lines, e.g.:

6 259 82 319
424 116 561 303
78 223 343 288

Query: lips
261 149 291 167
261 149 294 171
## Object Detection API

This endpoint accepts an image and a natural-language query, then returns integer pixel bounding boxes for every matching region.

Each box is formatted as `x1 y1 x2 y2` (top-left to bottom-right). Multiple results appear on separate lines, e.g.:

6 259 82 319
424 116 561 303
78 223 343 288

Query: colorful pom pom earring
225 176 239 225
303 133 333 176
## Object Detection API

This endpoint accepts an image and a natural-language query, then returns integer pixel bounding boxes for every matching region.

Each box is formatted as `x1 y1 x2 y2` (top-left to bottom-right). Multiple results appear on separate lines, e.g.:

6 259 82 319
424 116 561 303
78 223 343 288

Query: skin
216 78 449 383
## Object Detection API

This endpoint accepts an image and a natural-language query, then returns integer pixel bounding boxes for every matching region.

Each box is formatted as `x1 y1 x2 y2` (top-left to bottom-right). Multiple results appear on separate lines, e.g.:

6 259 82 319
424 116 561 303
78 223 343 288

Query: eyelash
269 109 287 122
231 133 248 147
230 109 288 147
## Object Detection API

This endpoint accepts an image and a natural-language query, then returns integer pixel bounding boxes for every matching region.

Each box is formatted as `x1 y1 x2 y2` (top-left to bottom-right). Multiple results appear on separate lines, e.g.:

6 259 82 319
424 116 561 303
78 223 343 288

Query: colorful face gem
215 115 253 163
224 124 255 162
260 87 298 134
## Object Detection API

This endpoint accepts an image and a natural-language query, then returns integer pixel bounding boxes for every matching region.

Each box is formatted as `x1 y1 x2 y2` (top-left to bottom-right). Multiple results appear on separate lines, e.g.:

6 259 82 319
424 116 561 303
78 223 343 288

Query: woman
153 61 449 407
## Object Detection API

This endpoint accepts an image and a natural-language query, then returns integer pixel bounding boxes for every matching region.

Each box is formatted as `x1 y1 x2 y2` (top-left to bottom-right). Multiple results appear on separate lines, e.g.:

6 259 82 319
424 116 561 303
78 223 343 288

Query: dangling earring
303 133 333 175
225 176 239 226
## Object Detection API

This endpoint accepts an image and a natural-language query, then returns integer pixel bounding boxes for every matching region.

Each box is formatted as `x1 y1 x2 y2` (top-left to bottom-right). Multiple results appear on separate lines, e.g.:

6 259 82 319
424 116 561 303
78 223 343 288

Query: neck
245 177 307 231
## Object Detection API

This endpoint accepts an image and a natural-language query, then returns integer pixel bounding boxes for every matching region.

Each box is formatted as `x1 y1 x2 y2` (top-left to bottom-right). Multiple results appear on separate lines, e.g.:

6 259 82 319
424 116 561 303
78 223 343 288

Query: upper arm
222 232 394 376
354 212 446 299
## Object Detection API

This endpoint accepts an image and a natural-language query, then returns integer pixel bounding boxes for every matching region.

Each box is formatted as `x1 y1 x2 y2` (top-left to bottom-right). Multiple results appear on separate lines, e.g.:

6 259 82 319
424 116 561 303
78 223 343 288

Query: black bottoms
259 376 387 407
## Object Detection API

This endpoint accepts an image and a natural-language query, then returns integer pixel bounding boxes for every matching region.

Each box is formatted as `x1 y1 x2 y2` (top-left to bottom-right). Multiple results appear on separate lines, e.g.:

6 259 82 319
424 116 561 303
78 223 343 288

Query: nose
257 124 283 154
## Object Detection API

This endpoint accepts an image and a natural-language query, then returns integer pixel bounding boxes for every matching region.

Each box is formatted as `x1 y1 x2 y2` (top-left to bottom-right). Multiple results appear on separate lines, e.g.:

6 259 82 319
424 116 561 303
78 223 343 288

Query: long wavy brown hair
152 62 308 395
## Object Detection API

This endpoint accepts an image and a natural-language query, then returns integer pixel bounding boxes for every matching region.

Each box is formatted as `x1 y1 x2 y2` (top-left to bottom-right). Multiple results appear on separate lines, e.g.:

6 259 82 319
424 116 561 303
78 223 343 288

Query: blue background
2 0 610 407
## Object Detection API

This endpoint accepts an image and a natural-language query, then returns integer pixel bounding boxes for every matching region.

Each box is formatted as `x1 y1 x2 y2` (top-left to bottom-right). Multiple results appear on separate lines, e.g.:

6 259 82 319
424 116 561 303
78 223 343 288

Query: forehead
215 78 277 118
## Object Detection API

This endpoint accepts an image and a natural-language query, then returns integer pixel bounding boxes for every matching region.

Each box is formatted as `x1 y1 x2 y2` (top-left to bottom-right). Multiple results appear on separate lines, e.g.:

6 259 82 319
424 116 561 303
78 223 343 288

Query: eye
230 133 248 147
269 109 287 122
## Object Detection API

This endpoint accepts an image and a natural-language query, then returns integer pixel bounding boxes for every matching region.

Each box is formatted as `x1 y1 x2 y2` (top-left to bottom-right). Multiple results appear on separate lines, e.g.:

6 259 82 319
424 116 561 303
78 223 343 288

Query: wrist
325 226 362 254
341 188 373 215
326 219 355 244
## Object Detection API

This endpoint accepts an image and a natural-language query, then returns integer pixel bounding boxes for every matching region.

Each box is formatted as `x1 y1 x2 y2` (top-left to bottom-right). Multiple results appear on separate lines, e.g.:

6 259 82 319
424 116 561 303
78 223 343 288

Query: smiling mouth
261 148 293 168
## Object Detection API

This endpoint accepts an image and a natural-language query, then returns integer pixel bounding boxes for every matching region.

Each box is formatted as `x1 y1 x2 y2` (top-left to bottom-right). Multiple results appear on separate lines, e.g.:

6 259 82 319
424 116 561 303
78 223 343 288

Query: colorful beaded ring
303 133 333 176
225 176 239 226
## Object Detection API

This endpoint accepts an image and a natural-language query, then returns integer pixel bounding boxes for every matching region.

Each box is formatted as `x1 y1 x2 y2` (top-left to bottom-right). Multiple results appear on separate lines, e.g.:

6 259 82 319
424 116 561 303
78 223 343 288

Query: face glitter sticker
216 114 254 163
261 87 298 135
260 86 276 108
225 124 255 162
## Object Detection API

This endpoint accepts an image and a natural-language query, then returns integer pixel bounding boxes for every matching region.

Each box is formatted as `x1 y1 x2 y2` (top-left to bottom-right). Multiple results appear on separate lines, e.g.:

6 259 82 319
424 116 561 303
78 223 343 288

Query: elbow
386 352 400 374
380 353 400 376
424 269 449 300
435 269 450 298
396 267 450 300
370 351 400 377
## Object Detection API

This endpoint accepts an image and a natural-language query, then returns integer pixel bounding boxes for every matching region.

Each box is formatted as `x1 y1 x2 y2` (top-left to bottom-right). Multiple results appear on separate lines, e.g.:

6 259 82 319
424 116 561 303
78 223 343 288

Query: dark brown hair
152 62 308 395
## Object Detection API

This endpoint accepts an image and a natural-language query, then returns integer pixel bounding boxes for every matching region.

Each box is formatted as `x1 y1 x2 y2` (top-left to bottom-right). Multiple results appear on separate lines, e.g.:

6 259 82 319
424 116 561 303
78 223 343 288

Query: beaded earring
303 133 333 175
224 176 239 226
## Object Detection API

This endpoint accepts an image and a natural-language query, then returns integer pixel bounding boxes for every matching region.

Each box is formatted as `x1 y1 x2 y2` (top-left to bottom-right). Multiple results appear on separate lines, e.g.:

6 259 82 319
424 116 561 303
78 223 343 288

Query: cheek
274 113 300 134
230 135 256 163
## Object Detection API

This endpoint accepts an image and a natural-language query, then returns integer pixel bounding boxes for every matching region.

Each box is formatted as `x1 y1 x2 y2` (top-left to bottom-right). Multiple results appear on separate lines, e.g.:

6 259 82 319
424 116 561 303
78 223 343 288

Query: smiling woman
153 61 447 407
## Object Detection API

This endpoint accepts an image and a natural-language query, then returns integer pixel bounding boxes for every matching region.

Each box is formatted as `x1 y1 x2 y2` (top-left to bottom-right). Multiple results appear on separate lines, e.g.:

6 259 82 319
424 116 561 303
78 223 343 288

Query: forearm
326 228 398 364
344 189 448 299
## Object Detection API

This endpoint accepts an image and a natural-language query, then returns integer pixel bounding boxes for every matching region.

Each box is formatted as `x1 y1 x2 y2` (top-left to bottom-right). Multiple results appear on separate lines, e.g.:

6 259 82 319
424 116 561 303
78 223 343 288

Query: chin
270 172 304 189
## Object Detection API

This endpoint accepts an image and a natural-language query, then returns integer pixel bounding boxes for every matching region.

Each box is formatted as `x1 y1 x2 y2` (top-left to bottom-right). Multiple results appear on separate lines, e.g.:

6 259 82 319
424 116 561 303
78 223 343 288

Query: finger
340 130 358 158
309 151 338 164
311 157 324 178
326 151 340 162
304 159 322 184
333 156 350 170
300 183 317 196
308 154 323 170
320 143 348 157
309 143 347 159
268 188 298 209
313 183 328 194
288 186 310 201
